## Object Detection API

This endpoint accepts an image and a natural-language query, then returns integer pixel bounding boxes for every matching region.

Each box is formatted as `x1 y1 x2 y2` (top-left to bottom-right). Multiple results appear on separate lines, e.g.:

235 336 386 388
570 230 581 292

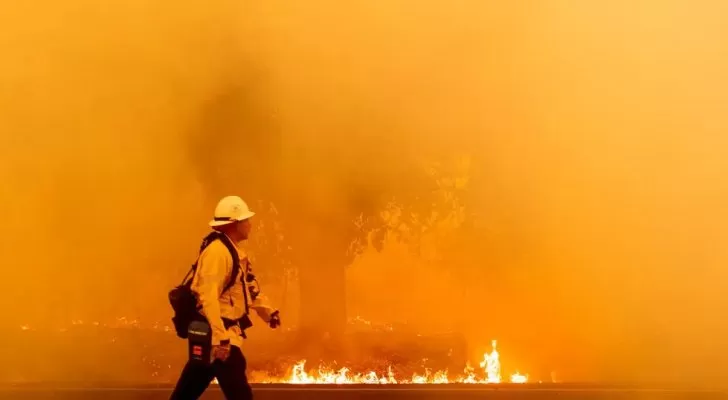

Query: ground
2 384 725 400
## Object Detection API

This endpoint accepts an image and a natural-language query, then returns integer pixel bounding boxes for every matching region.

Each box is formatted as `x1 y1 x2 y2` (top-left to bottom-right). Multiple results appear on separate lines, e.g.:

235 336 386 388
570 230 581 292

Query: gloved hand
269 310 281 329
211 340 231 362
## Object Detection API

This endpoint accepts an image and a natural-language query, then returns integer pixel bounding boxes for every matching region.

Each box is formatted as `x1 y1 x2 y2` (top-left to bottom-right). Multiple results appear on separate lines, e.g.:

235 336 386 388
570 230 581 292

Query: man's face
237 218 252 240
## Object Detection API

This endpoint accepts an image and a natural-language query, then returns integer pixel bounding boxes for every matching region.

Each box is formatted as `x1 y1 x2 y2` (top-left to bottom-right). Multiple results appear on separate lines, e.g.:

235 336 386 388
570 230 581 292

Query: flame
461 362 478 383
279 340 528 384
480 339 501 383
510 372 528 384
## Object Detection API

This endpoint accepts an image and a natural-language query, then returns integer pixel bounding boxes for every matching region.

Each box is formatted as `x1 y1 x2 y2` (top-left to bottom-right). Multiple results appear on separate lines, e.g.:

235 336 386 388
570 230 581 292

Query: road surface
1 384 725 400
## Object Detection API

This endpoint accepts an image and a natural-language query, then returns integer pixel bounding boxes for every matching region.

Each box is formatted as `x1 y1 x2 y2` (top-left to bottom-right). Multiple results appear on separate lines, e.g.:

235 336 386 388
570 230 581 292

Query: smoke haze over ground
1 0 727 386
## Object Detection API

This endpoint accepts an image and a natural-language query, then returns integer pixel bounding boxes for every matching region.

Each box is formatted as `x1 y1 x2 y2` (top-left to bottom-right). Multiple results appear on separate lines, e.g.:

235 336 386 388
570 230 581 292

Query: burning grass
242 340 528 384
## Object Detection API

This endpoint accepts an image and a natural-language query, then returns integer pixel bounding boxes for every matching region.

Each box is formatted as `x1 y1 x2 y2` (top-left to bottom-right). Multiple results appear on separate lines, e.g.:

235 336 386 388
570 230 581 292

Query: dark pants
170 346 253 400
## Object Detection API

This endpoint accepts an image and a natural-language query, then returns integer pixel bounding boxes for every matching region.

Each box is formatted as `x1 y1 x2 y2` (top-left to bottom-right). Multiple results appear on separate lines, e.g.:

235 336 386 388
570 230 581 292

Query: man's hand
269 310 281 329
211 341 231 362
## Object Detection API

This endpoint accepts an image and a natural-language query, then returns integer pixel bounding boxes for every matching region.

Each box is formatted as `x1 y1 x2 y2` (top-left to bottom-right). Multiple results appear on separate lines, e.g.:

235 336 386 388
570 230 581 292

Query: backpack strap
216 233 241 294
214 233 250 318
179 231 221 286
188 231 250 315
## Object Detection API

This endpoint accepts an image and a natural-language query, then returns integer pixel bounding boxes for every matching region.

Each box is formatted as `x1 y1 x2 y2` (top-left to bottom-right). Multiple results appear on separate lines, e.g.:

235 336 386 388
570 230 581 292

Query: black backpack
169 231 241 339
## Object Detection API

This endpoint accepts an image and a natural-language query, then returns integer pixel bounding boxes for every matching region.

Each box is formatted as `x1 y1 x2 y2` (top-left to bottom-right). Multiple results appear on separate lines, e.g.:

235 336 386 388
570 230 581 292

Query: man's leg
170 360 215 400
214 346 253 400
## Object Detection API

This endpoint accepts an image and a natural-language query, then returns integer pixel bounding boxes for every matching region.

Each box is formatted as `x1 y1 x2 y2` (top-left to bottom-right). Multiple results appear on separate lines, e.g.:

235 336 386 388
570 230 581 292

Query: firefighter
170 195 280 400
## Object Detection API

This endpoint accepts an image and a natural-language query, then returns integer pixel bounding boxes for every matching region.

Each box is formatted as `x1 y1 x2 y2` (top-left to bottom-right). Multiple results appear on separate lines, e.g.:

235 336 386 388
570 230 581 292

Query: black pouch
188 320 212 365
169 283 198 339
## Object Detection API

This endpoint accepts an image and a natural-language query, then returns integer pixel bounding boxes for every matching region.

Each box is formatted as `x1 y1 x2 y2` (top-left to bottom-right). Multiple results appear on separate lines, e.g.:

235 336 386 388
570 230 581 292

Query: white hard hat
209 195 256 227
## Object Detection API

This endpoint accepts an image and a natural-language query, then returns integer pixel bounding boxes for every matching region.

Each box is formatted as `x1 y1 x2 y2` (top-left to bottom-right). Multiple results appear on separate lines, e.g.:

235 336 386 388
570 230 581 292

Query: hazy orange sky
1 0 727 386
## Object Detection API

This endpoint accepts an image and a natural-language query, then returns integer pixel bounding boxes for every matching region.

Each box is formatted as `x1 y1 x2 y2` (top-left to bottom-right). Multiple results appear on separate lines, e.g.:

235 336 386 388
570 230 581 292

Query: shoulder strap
215 234 250 316
215 233 241 294
181 231 240 293
180 231 221 286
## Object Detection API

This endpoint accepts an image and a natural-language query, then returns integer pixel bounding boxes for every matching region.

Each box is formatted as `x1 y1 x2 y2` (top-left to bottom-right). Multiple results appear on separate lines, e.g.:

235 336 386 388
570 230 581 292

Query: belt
222 318 238 330
222 317 250 339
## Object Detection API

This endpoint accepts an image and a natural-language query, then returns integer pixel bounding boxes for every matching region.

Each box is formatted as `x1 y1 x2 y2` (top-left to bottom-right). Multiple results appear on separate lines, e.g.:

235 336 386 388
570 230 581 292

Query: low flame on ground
279 340 528 384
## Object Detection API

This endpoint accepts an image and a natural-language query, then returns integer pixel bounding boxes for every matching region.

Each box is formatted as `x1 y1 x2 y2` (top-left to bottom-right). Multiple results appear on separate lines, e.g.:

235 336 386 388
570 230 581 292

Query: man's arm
251 294 277 323
245 264 279 325
191 244 231 345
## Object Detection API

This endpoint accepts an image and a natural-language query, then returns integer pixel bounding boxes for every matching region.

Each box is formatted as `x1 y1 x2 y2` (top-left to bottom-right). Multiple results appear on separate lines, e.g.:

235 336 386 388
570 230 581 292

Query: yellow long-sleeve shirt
190 236 277 348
